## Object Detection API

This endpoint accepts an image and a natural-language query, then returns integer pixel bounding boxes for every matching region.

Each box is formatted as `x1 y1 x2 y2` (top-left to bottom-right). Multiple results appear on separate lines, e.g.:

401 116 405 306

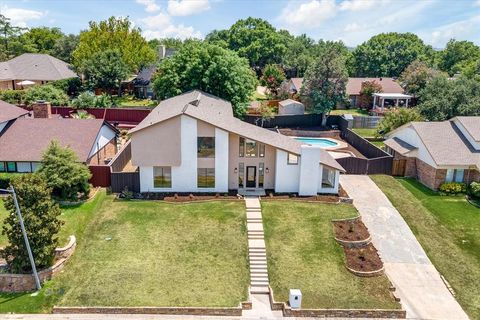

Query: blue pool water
295 137 338 148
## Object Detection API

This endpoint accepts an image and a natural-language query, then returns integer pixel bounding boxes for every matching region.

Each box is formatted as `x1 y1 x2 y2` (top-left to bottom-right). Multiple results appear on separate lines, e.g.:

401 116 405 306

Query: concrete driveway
340 175 469 320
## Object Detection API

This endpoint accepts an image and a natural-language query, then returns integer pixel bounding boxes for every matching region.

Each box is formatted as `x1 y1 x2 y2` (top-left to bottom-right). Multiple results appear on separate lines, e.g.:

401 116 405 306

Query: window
153 167 171 188
259 163 264 188
322 167 336 188
238 163 244 188
6 162 16 172
197 137 215 158
245 139 257 157
259 144 265 157
446 169 464 183
287 153 298 165
239 137 245 157
198 168 215 188
0 162 5 172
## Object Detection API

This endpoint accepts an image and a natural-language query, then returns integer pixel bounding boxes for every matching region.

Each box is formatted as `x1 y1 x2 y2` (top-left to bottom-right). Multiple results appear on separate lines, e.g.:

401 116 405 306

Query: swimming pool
295 137 339 148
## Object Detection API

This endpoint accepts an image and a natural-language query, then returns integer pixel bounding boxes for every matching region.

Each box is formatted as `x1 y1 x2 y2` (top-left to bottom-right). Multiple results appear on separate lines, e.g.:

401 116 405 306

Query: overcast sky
1 0 479 48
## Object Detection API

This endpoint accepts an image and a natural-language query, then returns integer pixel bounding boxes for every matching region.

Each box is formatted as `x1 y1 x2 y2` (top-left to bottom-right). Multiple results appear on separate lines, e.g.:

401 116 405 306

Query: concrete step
250 274 269 280
249 248 266 252
248 239 265 249
249 256 267 262
251 281 270 287
249 252 266 257
250 286 270 294
248 237 264 240
247 223 263 232
250 262 268 267
250 268 268 273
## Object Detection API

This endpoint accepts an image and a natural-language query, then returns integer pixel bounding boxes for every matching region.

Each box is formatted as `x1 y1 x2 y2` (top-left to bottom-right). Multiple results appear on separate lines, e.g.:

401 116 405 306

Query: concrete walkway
340 175 469 320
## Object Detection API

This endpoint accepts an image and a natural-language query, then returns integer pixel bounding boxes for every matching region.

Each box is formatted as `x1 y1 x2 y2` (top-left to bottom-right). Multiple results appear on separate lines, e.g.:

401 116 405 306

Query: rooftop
0 100 29 123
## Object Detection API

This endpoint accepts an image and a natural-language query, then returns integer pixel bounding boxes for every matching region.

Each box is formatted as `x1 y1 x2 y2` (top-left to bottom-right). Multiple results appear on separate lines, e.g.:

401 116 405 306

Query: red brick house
384 117 480 190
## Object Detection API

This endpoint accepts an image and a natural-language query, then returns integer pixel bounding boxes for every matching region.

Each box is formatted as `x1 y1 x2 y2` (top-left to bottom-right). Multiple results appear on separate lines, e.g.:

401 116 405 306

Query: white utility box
289 289 302 309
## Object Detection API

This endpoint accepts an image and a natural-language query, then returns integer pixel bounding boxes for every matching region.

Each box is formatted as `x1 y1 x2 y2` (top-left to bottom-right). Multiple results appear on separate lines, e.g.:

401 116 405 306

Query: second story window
245 139 257 157
198 137 215 158
287 153 298 165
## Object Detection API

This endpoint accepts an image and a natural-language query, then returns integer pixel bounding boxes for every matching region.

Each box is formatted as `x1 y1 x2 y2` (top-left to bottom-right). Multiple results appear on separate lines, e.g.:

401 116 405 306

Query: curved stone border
466 195 480 208
346 265 385 277
268 286 406 318
57 188 100 206
0 235 76 293
335 236 371 248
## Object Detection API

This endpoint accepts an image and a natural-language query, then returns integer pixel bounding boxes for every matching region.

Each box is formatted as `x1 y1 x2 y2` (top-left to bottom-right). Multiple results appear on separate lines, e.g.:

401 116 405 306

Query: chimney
32 100 52 119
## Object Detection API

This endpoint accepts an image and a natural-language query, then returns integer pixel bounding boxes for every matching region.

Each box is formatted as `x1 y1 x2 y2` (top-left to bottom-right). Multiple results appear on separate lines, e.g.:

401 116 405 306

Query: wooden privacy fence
51 107 151 127
243 114 323 128
352 116 382 129
88 165 111 187
111 172 140 193
110 140 132 172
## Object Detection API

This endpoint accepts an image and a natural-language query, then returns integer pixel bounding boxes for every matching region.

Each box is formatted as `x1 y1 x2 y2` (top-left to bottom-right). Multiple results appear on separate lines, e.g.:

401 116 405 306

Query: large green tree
18 27 64 54
83 49 129 94
260 64 286 97
281 34 315 78
353 32 432 77
152 41 257 117
0 14 26 60
52 34 79 63
439 39 480 77
73 16 155 73
377 108 423 136
206 17 289 70
417 76 480 121
301 42 348 123
37 140 92 201
1 174 63 273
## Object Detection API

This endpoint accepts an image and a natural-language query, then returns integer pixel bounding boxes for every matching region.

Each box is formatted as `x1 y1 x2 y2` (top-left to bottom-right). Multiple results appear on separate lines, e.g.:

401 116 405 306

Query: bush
468 181 480 198
52 77 83 96
36 140 92 201
71 92 112 109
1 174 63 273
23 85 69 106
376 108 424 136
438 182 467 195
0 173 17 189
0 90 26 105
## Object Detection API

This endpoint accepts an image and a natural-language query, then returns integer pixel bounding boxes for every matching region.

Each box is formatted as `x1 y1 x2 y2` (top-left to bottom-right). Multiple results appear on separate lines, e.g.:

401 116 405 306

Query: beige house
130 90 344 195
0 53 77 91
384 117 480 190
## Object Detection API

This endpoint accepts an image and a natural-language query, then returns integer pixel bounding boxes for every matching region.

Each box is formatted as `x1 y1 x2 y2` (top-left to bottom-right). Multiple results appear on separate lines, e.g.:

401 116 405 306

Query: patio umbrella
16 80 36 86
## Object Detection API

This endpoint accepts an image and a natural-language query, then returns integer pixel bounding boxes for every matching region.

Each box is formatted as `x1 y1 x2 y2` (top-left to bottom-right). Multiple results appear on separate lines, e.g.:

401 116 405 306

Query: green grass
371 175 480 319
113 95 158 108
330 108 369 116
262 201 399 309
56 198 249 307
352 128 377 138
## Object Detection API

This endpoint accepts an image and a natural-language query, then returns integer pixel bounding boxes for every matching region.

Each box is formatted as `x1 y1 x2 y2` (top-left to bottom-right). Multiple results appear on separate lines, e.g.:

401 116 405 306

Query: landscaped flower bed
333 218 370 242
344 244 384 277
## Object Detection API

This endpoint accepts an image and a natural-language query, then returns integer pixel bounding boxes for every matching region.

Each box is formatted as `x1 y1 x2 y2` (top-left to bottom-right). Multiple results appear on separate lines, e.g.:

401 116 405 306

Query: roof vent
189 92 202 107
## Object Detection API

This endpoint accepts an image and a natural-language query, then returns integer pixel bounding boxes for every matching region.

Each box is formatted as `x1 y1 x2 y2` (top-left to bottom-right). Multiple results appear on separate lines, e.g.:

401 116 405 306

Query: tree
206 17 289 70
83 49 129 94
0 14 26 60
353 33 431 77
417 76 480 121
18 27 64 54
71 92 113 109
301 42 348 124
37 141 92 201
72 17 155 73
376 108 423 136
1 174 63 273
282 34 315 77
152 41 257 117
52 34 79 63
358 80 383 109
23 85 69 106
439 39 480 76
260 64 286 97
399 60 443 96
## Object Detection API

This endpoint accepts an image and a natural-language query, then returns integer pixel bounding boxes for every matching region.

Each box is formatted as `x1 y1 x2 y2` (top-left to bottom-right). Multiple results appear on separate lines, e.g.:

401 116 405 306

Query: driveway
340 175 468 320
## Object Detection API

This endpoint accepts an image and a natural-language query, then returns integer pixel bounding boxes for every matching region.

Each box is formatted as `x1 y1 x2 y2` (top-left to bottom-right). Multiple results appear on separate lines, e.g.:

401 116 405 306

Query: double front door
246 166 256 188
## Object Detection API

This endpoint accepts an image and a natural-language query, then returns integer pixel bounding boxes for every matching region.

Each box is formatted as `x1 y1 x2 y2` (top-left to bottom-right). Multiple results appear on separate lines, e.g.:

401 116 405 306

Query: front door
246 166 256 188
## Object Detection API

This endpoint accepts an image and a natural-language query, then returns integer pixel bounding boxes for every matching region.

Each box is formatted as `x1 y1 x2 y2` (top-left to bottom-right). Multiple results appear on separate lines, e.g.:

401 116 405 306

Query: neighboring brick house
0 101 119 173
384 117 480 190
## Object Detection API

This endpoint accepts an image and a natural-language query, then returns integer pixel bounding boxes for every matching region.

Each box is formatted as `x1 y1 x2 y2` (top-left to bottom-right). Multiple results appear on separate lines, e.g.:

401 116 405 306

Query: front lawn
371 175 480 319
262 201 399 309
56 198 249 307
113 95 158 108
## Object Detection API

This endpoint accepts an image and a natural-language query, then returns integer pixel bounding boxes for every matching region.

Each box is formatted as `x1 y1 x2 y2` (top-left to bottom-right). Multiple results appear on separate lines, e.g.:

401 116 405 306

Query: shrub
36 140 92 201
94 93 113 108
0 90 26 105
23 85 69 106
71 92 112 109
438 182 467 195
52 77 83 96
0 173 17 189
1 174 63 273
469 181 480 198
376 108 424 136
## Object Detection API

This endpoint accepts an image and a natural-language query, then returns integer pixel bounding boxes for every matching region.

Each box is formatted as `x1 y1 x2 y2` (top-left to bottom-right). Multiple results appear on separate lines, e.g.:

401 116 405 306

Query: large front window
239 137 265 158
6 162 16 172
245 139 257 157
197 137 215 158
0 162 5 172
198 168 215 188
322 167 336 188
446 169 464 183
287 153 298 165
153 166 171 188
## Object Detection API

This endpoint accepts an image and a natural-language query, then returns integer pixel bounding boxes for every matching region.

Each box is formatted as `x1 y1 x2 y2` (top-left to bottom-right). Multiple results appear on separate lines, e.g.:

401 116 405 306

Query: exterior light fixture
234 167 238 173
266 168 270 174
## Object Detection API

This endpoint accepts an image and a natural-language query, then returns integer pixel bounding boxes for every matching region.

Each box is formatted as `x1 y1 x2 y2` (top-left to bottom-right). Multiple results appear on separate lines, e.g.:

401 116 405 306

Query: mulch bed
261 194 340 203
344 244 383 272
333 219 370 241
163 195 240 202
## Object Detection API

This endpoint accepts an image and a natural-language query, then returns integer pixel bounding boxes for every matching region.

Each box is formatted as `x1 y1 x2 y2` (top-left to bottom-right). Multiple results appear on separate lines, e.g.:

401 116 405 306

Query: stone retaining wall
0 235 76 292
53 306 243 316
268 287 405 318
346 265 385 277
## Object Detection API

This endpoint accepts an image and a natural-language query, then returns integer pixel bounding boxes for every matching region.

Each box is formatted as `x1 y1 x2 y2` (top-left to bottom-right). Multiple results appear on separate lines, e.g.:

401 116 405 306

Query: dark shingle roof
0 118 106 162
0 100 29 123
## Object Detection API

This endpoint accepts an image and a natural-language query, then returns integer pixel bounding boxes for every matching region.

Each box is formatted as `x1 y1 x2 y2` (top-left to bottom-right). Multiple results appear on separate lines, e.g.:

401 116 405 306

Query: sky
0 0 479 48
